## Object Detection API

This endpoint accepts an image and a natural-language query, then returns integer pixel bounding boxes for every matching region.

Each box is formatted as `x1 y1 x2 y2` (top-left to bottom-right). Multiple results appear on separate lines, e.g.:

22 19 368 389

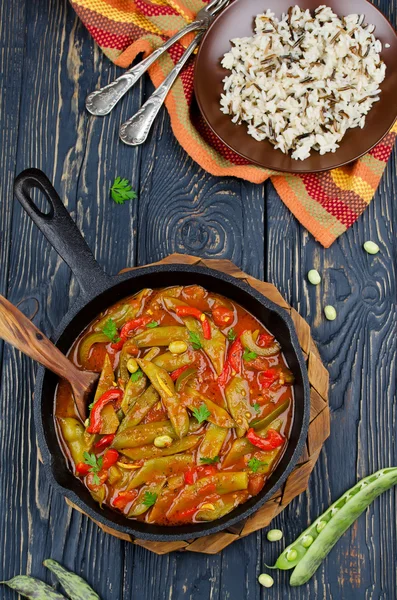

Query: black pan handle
14 168 113 298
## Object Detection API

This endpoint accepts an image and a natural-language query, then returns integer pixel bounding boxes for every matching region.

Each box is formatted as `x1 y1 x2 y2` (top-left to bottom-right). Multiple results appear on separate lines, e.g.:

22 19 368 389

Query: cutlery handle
85 21 201 116
119 34 202 146
0 295 91 393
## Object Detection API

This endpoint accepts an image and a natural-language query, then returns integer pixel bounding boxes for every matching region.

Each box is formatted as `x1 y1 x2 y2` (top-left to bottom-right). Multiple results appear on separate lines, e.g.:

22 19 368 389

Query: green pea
286 548 298 561
301 535 314 548
267 529 283 542
307 269 321 285
316 520 326 532
363 241 379 255
324 305 337 321
258 574 274 588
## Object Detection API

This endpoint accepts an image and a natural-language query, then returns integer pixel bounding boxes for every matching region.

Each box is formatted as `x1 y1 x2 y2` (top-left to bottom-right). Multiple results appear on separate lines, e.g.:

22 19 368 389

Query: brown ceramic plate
194 0 397 173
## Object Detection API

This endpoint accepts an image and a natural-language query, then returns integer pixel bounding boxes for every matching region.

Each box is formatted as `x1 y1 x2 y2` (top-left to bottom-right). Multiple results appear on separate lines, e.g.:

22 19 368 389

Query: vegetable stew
55 285 294 525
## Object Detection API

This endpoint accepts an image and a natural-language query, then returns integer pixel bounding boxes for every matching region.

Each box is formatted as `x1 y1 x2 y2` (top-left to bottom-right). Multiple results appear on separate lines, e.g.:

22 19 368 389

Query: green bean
240 330 280 357
1 576 67 599
197 424 228 462
273 468 397 586
90 485 106 507
58 418 87 465
137 359 189 438
118 386 159 432
78 333 109 368
128 455 193 488
43 559 100 600
133 326 189 347
93 354 114 402
118 340 141 383
128 478 166 517
251 399 290 431
153 350 194 372
99 404 119 434
196 491 248 521
120 435 202 460
225 376 255 436
94 288 151 331
120 371 147 414
112 418 200 449
175 367 197 392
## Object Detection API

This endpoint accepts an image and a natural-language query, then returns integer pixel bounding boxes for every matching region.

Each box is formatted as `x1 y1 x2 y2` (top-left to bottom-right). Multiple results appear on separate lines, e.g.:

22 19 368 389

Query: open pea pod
58 418 87 465
167 472 249 518
128 478 166 517
137 358 189 438
94 288 152 331
120 371 147 414
196 424 228 462
251 399 290 431
127 455 193 489
225 376 256 437
164 297 226 375
240 330 280 356
133 326 189 348
153 351 194 372
78 332 109 369
185 388 236 429
120 434 202 461
118 385 160 432
112 418 201 449
196 491 249 521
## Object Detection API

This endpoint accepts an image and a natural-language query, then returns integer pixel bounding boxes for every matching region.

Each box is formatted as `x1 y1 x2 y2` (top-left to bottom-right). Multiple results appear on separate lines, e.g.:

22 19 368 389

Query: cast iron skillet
13 168 311 542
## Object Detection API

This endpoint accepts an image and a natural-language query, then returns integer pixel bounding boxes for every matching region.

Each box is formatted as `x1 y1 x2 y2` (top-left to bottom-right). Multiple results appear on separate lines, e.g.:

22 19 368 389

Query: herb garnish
130 369 143 382
253 402 260 413
189 330 203 350
110 177 137 205
146 321 159 328
243 348 257 361
192 403 211 424
200 456 220 465
228 328 237 342
143 491 158 507
83 452 103 485
247 457 269 473
102 318 120 343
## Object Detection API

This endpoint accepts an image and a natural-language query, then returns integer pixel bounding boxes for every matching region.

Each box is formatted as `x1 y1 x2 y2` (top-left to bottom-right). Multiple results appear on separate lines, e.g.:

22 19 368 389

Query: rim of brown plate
194 0 397 173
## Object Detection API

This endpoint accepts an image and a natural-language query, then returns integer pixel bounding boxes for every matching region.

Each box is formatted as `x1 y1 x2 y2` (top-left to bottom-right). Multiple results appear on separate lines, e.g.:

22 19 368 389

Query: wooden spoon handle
0 295 92 396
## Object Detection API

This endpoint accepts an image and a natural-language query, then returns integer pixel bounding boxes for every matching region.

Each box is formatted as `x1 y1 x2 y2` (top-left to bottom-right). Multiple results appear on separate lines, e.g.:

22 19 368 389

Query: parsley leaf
243 348 257 361
253 402 260 413
146 321 159 329
192 403 211 424
227 328 237 342
143 491 158 507
189 330 202 350
83 452 103 484
130 369 143 382
88 402 95 411
102 318 120 343
200 456 220 465
110 176 137 205
247 457 269 473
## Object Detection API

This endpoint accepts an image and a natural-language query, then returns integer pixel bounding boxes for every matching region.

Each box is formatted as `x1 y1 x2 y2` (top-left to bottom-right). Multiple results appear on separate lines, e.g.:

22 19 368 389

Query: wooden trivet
65 254 330 555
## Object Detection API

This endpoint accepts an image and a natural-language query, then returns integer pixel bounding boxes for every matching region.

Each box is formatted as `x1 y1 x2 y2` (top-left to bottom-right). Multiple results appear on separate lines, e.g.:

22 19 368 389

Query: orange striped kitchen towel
70 0 397 247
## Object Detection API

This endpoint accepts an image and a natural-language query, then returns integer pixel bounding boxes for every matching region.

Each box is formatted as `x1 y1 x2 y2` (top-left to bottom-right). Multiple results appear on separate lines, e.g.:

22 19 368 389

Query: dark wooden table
1 1 396 598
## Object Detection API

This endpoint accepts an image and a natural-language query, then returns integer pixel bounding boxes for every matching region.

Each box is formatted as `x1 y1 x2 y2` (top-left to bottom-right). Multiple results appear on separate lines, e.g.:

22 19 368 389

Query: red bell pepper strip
196 465 218 479
212 306 234 328
170 364 191 381
184 467 197 485
258 368 279 389
218 337 243 387
102 448 119 470
110 316 152 350
75 462 90 477
257 333 275 347
246 428 284 451
87 389 123 434
94 434 115 450
175 306 211 340
113 490 138 510
176 506 197 520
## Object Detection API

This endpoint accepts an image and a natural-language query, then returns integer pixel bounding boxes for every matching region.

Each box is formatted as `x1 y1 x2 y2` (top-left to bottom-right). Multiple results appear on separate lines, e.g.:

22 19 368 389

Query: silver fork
85 0 229 116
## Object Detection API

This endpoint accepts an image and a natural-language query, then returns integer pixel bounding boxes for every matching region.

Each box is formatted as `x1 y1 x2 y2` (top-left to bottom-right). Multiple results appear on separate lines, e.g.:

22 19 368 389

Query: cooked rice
220 5 386 160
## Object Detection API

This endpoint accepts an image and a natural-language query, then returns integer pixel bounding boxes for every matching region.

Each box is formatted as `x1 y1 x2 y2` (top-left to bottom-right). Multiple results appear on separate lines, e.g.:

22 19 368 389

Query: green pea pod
128 455 193 489
251 399 290 431
112 418 201 449
78 333 109 369
58 418 87 466
240 330 280 357
1 576 67 599
121 434 202 460
222 437 279 469
225 376 255 436
185 388 236 428
153 351 194 372
197 424 228 462
43 560 100 600
93 354 114 402
118 386 160 432
137 359 189 438
175 367 197 392
118 340 141 383
133 326 189 347
273 468 397 586
120 371 147 414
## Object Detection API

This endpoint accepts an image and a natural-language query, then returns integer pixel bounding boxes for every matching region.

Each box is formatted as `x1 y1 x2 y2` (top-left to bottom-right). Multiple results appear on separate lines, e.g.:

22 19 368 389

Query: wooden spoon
0 295 98 422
